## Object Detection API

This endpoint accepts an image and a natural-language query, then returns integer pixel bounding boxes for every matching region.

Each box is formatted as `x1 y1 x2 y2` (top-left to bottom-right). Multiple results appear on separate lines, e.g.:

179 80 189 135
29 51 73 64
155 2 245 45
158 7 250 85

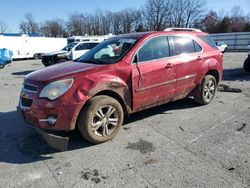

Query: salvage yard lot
0 53 249 188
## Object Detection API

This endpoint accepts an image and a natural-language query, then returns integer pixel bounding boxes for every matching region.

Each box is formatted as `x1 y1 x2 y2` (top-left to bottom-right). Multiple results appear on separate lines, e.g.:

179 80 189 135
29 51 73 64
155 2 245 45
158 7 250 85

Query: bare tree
19 13 39 33
203 11 220 33
100 11 112 35
91 12 101 35
170 0 205 28
67 13 86 36
133 10 144 32
120 8 134 33
41 19 67 37
230 6 246 32
0 21 8 33
143 0 172 31
110 11 123 34
217 16 232 33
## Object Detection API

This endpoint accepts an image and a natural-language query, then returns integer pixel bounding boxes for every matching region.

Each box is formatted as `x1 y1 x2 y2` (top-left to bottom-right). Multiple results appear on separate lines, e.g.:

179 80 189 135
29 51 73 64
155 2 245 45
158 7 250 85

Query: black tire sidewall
243 57 250 72
78 96 124 144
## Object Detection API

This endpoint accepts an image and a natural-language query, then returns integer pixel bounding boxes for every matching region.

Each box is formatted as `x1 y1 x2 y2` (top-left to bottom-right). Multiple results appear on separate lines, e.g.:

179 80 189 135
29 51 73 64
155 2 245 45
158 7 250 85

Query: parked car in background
17 28 223 150
0 48 13 69
247 41 250 50
215 41 228 53
41 41 100 66
243 41 250 72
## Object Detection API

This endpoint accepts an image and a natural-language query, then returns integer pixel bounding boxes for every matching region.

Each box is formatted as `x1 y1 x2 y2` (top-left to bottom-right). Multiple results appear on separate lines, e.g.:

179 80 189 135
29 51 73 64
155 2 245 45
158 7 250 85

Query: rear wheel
243 57 250 72
193 75 217 105
77 95 124 144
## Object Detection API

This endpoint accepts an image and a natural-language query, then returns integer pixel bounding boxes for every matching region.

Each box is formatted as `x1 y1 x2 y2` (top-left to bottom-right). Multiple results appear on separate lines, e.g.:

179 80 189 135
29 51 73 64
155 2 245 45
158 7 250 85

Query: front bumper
17 106 69 151
18 93 81 131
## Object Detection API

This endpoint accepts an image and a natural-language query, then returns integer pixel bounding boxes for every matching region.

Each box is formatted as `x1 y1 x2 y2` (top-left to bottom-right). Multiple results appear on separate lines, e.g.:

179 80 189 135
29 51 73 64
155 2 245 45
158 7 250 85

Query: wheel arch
73 89 130 130
92 90 129 116
205 69 220 84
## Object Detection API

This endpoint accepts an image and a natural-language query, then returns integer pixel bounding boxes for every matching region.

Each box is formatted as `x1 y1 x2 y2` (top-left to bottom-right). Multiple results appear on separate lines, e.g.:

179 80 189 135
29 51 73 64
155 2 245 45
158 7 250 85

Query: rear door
168 35 203 100
131 36 176 111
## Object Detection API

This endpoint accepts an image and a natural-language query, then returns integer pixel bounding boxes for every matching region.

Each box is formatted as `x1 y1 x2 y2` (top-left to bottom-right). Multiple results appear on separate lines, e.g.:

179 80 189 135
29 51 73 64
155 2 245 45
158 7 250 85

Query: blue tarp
0 48 13 67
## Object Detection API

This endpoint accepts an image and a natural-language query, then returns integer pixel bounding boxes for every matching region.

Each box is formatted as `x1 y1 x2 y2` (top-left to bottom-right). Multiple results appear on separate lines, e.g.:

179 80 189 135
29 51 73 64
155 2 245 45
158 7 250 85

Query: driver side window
75 44 87 51
137 36 170 63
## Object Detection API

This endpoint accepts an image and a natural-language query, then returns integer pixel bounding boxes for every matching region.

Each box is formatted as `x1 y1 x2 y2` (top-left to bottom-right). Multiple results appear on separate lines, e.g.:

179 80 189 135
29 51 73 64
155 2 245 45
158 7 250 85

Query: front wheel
77 95 124 144
193 75 217 105
33 53 42 59
0 64 4 69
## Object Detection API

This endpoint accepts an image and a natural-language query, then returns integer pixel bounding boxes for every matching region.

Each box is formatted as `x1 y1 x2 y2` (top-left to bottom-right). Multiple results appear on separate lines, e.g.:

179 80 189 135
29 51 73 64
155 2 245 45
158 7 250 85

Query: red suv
17 28 223 149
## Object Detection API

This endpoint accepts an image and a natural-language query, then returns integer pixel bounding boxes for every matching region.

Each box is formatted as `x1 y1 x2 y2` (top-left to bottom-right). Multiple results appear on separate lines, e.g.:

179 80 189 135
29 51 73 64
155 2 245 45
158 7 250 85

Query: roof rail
164 28 202 32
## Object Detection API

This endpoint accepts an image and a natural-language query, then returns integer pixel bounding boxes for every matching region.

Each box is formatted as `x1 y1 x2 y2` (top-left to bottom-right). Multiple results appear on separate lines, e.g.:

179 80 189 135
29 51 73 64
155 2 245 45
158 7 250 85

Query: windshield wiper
78 59 108 64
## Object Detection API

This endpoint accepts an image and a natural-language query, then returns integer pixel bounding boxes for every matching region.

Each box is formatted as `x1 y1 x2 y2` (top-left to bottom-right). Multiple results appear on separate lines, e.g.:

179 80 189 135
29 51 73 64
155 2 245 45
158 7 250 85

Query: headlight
57 53 67 58
39 78 74 100
68 52 73 60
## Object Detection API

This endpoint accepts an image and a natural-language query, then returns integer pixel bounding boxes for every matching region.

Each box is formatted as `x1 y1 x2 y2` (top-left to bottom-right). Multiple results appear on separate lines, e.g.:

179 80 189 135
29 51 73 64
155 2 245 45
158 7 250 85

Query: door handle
197 56 203 60
165 63 173 68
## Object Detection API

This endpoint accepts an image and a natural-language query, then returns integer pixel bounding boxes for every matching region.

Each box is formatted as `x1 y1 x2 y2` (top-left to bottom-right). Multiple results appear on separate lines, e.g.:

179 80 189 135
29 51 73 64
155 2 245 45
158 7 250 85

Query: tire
77 95 124 144
0 64 4 69
58 59 67 63
193 75 217 105
33 53 40 60
243 57 250 72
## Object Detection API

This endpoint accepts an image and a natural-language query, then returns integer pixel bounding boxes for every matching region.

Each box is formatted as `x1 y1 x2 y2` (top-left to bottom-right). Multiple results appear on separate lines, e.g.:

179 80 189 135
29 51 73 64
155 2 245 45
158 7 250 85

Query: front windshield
77 37 139 64
62 42 78 51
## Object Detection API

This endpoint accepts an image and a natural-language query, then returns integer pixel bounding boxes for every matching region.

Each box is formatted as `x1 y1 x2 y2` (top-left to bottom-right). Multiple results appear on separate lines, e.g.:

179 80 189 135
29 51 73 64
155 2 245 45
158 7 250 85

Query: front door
131 36 176 111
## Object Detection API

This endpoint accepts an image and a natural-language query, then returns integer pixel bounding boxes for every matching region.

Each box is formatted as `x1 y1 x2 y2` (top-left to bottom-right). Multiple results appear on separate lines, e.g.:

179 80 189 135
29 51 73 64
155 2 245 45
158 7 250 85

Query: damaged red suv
17 28 223 150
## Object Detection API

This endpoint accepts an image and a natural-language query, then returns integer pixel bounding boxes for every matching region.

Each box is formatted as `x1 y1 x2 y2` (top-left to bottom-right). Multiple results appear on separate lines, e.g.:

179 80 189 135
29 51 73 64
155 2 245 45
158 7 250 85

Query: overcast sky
0 0 249 32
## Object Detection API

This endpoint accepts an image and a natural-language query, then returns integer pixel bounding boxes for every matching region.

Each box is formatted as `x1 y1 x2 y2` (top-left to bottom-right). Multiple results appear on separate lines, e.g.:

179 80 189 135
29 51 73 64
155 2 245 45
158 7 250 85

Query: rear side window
170 36 202 55
194 41 202 52
138 36 170 62
198 35 218 50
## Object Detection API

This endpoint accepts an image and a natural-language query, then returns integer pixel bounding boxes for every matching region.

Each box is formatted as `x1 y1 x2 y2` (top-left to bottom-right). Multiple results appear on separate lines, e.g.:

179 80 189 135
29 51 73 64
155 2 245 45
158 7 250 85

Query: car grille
23 83 38 93
42 56 56 65
21 97 33 108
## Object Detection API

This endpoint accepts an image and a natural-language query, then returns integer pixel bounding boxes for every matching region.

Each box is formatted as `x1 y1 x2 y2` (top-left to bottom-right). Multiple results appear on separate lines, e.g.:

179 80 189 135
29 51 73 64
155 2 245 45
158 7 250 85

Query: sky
0 0 249 32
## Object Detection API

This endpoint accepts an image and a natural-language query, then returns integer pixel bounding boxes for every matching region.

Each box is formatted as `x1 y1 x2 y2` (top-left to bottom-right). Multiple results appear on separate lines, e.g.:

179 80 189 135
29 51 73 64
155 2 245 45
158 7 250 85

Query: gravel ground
0 53 249 188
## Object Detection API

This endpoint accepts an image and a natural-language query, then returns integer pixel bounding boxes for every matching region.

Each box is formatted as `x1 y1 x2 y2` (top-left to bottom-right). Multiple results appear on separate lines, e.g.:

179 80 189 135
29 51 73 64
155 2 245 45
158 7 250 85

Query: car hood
43 50 67 56
26 61 103 83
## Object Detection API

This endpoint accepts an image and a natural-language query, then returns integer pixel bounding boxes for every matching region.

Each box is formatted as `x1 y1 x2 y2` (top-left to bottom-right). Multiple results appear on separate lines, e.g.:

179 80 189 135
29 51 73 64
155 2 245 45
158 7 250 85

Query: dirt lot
0 53 249 188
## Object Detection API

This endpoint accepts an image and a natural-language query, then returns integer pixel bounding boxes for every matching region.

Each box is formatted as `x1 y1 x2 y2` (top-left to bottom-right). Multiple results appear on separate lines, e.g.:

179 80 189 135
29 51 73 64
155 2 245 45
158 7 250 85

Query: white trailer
0 34 67 59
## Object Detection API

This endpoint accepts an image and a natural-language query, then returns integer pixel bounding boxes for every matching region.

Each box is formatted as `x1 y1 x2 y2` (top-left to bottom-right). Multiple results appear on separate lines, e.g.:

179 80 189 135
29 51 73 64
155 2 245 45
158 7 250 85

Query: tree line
0 0 250 36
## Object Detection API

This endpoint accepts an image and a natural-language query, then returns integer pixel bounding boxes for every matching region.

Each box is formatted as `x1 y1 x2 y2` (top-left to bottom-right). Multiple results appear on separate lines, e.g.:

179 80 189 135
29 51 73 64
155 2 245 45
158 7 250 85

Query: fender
69 74 131 130
197 57 221 84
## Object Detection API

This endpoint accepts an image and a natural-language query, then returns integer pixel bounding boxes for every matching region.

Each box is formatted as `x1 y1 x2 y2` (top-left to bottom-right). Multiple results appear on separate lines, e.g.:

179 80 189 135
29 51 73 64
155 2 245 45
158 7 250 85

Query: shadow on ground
0 111 93 164
0 98 199 165
124 98 199 124
222 68 250 81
